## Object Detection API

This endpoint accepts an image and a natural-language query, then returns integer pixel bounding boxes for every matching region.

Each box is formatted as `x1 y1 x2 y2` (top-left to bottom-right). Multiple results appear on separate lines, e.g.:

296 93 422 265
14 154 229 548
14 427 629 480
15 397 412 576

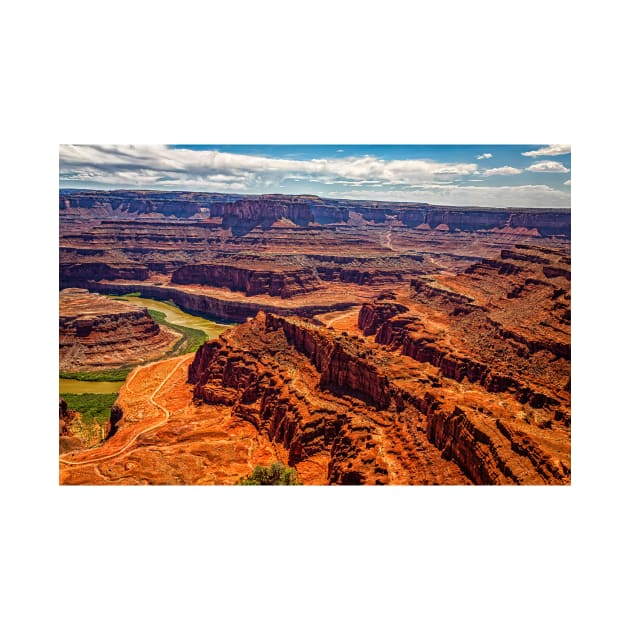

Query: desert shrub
236 462 300 485
62 393 118 445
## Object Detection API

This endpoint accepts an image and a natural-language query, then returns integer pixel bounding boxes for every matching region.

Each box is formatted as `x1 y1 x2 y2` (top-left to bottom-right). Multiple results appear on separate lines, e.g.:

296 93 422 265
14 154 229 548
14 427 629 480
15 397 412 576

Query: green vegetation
59 367 131 382
110 292 142 300
62 393 118 445
147 308 168 323
146 308 208 355
236 462 301 486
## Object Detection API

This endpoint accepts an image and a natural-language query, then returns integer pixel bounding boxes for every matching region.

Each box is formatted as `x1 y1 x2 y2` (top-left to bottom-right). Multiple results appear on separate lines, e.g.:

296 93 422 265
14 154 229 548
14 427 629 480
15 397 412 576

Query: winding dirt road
59 356 189 467
324 308 360 328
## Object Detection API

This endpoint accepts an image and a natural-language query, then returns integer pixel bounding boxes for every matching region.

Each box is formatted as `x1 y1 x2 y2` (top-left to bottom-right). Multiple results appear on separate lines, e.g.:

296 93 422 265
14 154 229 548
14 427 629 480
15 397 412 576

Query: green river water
59 295 232 395
59 378 124 394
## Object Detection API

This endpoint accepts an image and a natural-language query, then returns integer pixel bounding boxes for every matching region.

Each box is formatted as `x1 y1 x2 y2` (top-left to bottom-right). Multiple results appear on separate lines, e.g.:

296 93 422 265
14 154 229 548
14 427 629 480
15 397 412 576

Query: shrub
236 462 301 485
61 393 118 445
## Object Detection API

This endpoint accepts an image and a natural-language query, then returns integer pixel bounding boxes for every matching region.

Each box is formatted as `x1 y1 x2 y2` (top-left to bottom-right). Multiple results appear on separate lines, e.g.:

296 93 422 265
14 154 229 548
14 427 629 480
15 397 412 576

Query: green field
62 393 118 445
111 292 142 299
59 367 131 382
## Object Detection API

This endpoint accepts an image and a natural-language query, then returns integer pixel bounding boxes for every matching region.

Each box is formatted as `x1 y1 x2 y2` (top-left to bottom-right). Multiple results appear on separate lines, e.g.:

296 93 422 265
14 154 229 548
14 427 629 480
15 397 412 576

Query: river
117 295 231 338
59 294 233 395
59 378 124 394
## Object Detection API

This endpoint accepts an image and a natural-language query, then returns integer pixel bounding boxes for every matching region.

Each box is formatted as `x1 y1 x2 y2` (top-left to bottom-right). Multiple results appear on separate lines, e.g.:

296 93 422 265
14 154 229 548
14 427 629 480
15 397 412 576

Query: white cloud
476 152 492 160
324 184 570 208
564 179 571 186
59 145 571 207
522 144 571 157
483 166 522 176
59 144 480 191
525 160 570 173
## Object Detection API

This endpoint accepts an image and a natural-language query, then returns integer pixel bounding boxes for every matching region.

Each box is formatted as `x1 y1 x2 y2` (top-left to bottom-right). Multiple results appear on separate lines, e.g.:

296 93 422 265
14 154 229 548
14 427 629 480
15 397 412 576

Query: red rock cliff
59 288 178 371
187 312 569 484
222 197 314 228
171 263 321 298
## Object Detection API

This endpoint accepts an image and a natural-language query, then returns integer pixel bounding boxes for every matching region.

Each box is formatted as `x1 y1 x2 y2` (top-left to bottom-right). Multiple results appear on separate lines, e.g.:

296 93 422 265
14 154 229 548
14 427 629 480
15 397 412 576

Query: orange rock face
186 306 569 485
59 288 179 372
358 244 571 484
188 313 470 485
59 397 84 454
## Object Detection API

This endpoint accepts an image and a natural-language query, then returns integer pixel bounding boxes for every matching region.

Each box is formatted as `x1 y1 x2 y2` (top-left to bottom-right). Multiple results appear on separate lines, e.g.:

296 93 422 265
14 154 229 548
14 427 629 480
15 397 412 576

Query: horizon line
59 187 571 211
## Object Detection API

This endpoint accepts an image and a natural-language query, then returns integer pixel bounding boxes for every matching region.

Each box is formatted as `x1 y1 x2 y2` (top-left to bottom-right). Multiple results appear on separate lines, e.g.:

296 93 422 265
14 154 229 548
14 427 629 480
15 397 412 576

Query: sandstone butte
59 191 571 485
59 288 180 372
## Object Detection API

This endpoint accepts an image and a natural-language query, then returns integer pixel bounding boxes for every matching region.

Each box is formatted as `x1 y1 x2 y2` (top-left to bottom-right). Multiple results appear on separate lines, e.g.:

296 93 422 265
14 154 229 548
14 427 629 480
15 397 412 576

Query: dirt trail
325 308 360 328
59 356 189 467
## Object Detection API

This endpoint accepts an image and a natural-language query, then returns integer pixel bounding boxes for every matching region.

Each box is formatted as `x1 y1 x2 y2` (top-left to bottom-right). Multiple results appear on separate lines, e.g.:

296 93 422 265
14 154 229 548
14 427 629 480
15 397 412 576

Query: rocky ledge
171 262 321 298
60 190 570 236
59 288 179 371
187 312 570 484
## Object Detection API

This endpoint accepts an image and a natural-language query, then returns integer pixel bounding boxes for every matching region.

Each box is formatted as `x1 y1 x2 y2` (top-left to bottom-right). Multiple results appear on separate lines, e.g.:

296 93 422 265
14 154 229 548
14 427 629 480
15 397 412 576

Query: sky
59 144 571 208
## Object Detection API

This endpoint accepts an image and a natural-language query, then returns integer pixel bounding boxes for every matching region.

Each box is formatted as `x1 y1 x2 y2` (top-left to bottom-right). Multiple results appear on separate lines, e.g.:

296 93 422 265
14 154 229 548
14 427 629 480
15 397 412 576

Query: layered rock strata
79 281 363 323
59 288 179 371
172 263 321 298
355 244 571 482
188 311 569 484
59 190 570 485
60 190 570 236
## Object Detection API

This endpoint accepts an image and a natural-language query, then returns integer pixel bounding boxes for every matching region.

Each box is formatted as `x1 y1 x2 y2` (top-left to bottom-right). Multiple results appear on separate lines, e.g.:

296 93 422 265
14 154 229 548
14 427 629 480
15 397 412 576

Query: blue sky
59 144 571 207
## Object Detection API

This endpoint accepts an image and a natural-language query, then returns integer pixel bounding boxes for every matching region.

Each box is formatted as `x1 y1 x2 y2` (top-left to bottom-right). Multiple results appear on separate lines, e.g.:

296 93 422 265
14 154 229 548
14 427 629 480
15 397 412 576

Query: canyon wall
187 312 570 484
60 189 233 218
80 281 360 322
171 263 321 297
398 208 570 236
222 197 314 225
59 288 178 371
60 190 570 236
60 262 150 285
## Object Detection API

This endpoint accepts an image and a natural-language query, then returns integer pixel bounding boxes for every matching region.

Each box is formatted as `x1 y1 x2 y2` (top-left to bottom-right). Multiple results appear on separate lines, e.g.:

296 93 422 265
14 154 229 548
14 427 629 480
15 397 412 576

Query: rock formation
60 189 570 236
59 288 179 372
187 311 569 484
172 263 321 298
59 398 84 454
59 189 570 485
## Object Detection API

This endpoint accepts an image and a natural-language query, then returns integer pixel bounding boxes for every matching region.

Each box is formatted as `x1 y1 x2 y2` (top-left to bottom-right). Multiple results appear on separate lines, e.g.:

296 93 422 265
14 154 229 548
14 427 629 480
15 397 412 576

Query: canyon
59 190 571 485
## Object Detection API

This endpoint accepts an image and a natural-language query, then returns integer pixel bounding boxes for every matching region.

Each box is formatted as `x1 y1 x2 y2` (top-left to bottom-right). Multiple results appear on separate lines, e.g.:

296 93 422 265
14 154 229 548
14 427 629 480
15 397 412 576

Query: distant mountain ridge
59 189 570 237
